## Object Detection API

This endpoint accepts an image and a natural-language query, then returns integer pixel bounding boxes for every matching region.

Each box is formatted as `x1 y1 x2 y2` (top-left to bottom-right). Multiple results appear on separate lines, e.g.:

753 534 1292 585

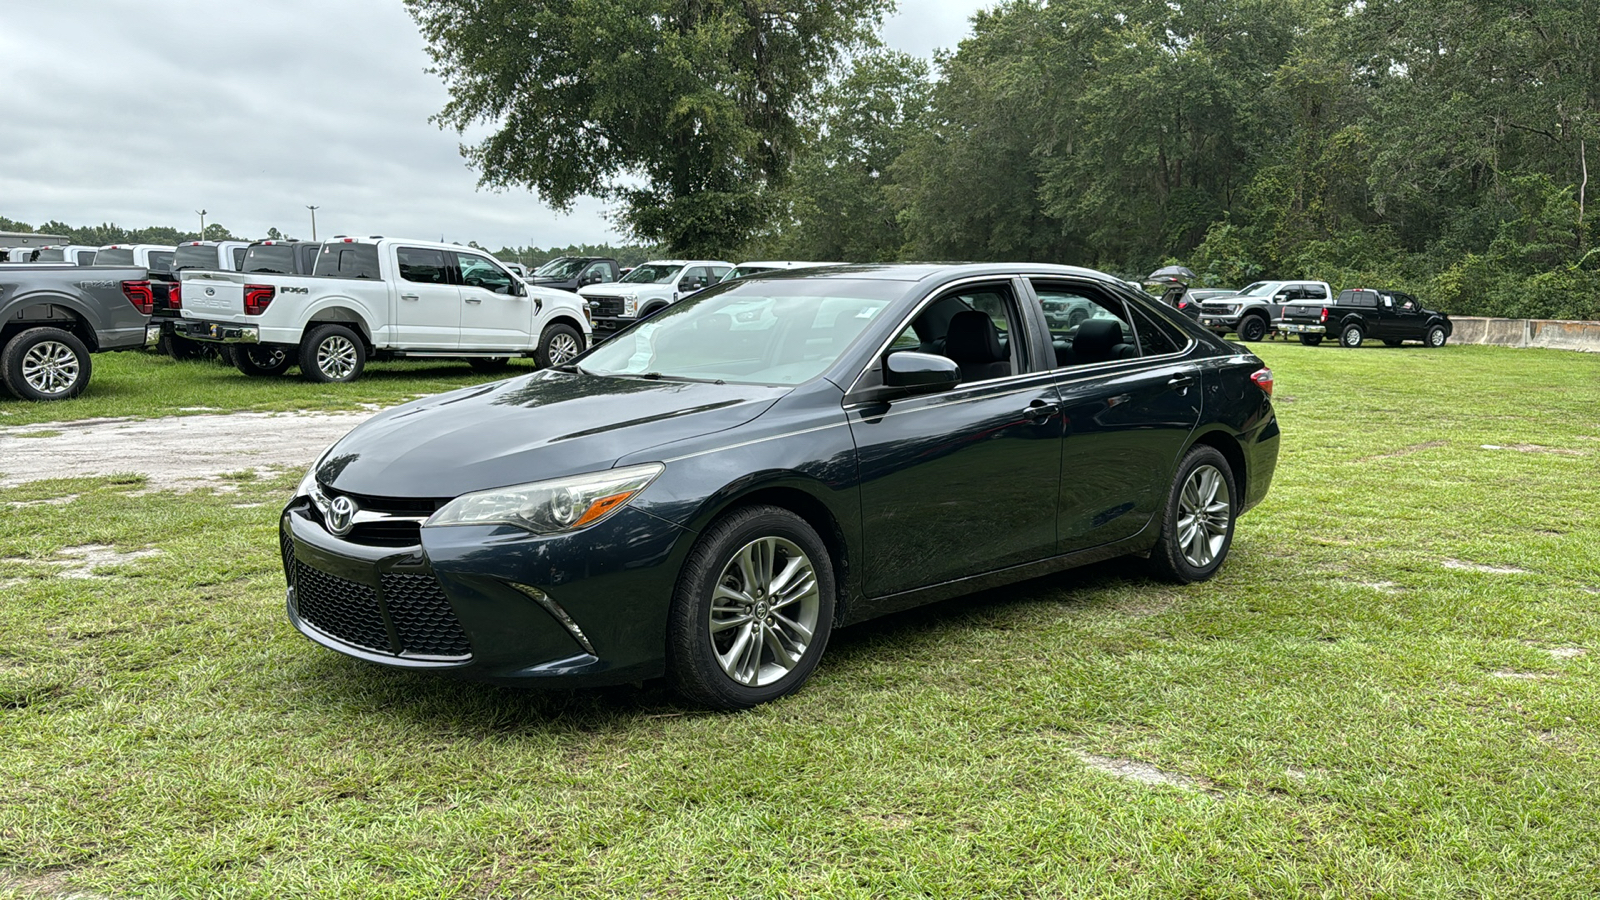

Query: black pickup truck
0 265 153 400
526 256 620 292
1276 288 1452 348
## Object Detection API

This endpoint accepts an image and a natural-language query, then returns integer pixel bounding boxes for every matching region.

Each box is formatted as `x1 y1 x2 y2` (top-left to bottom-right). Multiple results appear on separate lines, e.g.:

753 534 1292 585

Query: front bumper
591 315 636 340
172 318 259 344
1198 313 1240 329
280 495 691 686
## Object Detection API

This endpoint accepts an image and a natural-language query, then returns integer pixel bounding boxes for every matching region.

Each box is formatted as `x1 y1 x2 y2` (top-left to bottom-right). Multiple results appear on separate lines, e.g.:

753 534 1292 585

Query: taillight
1320 307 1329 322
121 279 154 314
1250 367 1274 395
168 281 182 309
243 284 275 315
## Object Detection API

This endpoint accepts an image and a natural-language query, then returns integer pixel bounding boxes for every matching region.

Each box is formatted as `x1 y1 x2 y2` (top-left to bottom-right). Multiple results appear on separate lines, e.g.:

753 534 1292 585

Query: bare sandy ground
0 410 378 491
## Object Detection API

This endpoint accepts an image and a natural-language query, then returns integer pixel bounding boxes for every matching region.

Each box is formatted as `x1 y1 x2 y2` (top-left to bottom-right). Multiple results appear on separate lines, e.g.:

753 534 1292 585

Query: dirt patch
1072 751 1217 793
5 494 78 509
1491 670 1557 681
1359 440 1448 461
1480 443 1587 457
1548 647 1588 660
0 410 377 492
1442 558 1528 575
47 545 163 579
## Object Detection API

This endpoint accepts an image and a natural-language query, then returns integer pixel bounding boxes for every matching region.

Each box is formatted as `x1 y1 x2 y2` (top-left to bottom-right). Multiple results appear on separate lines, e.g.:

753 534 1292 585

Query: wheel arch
1184 427 1248 502
303 305 373 346
542 314 587 338
0 299 98 351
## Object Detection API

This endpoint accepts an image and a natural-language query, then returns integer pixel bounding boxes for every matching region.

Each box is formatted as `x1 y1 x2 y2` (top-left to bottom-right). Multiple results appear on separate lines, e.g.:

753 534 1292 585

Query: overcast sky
0 2 989 251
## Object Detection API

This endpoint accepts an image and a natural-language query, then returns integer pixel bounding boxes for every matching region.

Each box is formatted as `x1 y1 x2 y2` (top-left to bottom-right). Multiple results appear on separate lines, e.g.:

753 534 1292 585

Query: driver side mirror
511 279 526 297
883 351 961 394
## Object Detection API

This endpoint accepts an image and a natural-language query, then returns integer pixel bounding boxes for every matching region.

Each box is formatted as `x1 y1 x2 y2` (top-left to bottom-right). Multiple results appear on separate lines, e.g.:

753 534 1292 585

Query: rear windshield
313 243 381 280
34 249 65 262
95 248 135 266
173 245 219 272
241 245 299 274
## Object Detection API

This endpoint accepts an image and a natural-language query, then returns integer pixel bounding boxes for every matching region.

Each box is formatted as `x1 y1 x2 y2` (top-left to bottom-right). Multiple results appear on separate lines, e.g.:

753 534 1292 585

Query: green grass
3 342 1600 897
0 348 540 427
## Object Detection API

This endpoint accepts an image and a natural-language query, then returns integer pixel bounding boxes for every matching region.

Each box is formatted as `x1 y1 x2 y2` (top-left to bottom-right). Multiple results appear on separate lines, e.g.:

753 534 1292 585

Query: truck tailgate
178 271 249 320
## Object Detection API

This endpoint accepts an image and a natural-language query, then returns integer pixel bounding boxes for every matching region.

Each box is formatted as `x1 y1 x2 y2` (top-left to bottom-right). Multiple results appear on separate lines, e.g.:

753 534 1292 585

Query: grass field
2 342 1599 898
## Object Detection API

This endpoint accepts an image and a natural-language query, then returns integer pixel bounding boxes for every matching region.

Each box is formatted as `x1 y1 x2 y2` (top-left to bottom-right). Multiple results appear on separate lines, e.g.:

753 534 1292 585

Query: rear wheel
535 323 584 368
299 324 366 383
1148 445 1237 583
157 329 208 360
467 357 511 374
1298 334 1323 346
668 505 836 710
1341 323 1364 348
1426 325 1448 347
2 327 92 401
233 344 293 377
1237 315 1268 342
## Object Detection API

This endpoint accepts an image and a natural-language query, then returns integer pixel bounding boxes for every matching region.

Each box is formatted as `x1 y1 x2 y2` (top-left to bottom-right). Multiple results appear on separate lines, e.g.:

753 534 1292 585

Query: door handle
464 296 482 304
400 293 419 301
1167 374 1195 390
1024 399 1060 420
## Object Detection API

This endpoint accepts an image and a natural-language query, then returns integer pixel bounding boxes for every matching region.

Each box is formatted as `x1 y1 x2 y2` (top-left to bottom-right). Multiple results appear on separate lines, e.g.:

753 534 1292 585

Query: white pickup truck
1196 280 1334 342
173 236 592 382
577 258 733 341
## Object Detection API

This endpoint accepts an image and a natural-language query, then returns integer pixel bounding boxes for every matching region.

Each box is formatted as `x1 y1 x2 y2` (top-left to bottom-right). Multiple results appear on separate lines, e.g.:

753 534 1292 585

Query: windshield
534 257 586 279
34 248 65 262
172 245 218 271
620 263 683 285
1237 282 1280 297
242 245 297 274
724 265 777 280
95 248 134 265
579 278 903 386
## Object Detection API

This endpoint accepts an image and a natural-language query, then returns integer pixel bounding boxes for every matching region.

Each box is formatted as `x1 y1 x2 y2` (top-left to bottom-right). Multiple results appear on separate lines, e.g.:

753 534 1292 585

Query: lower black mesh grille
382 573 471 657
294 562 391 654
279 525 296 584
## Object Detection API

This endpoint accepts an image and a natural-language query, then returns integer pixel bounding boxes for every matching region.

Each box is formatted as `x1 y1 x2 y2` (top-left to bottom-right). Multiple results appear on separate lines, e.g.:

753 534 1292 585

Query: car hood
315 371 787 499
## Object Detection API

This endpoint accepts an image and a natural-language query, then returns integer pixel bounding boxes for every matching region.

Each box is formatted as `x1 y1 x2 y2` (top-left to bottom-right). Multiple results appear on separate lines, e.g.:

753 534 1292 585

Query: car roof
736 262 1127 286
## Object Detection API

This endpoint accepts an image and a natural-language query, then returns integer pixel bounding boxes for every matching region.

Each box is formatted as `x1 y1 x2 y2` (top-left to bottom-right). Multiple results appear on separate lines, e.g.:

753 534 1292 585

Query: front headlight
424 463 664 534
297 460 333 519
622 294 639 316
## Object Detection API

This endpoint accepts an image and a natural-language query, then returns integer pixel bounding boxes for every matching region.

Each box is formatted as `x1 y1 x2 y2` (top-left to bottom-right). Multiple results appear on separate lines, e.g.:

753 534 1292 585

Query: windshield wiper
550 362 587 375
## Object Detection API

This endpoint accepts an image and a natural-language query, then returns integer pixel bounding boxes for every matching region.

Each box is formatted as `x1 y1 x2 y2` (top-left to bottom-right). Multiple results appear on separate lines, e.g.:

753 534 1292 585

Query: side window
1381 293 1395 309
882 282 1023 384
397 247 450 284
1399 294 1418 312
582 263 609 284
680 266 709 290
1030 280 1137 368
456 253 514 294
232 247 247 268
1129 305 1184 356
709 266 731 284
1304 284 1329 301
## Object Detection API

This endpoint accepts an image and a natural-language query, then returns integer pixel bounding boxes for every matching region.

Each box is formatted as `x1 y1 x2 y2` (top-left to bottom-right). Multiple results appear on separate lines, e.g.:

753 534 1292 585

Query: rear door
1029 278 1202 552
392 246 460 347
454 250 532 349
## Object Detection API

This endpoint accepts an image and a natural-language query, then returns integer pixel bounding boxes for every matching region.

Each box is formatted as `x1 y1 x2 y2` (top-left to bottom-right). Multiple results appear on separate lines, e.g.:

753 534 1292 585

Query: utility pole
306 205 320 241
195 209 207 238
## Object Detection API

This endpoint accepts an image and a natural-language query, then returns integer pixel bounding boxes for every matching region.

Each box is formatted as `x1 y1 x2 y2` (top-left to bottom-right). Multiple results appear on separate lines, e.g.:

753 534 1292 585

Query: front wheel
1237 315 1268 342
1148 445 1238 583
535 323 584 368
1 327 92 401
299 324 366 383
233 344 294 377
1341 323 1365 348
1298 334 1323 346
667 505 836 710
1426 325 1448 347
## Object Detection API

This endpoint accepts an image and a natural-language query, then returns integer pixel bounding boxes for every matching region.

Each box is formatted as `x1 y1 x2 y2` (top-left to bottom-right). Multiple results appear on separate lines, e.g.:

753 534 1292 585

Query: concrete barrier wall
1450 317 1600 353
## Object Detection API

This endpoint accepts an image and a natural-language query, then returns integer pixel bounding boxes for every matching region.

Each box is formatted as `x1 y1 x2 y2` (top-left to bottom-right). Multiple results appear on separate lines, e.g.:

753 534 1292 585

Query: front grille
587 294 624 317
348 520 423 547
294 561 391 654
382 573 471 656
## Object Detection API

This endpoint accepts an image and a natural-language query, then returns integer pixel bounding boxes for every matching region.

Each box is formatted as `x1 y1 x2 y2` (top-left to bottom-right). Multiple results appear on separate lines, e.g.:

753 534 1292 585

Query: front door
455 251 532 349
848 280 1064 603
393 246 460 347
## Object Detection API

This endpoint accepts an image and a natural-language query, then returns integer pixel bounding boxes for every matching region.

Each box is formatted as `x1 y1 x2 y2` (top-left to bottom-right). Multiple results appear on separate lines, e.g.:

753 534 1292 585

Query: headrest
1073 317 1124 355
944 310 1005 363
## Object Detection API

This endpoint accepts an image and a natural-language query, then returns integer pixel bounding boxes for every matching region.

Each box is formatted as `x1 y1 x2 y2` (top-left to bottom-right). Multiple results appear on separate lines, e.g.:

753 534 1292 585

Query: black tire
1 327 93 402
1426 325 1448 347
535 323 584 368
467 357 512 374
667 505 837 710
1298 334 1323 346
1237 315 1268 342
233 344 294 377
1148 444 1238 583
298 324 366 383
1340 323 1364 348
157 329 207 360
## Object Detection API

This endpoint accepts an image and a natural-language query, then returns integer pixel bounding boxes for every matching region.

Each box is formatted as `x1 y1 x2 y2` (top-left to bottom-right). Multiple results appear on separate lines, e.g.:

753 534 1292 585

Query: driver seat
943 310 1010 382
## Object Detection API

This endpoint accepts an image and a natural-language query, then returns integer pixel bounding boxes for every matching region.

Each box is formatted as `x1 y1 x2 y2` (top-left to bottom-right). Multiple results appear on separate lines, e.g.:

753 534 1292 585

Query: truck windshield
95 248 135 265
242 245 298 274
534 257 585 279
1237 282 1280 297
620 263 684 285
34 249 65 262
172 245 218 272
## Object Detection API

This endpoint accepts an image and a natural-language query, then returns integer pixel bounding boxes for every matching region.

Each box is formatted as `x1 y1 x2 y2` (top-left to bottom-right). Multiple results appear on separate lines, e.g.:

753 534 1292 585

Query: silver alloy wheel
548 331 581 364
709 536 821 687
1176 464 1231 568
1429 327 1445 347
21 340 80 395
316 335 358 380
1343 327 1362 347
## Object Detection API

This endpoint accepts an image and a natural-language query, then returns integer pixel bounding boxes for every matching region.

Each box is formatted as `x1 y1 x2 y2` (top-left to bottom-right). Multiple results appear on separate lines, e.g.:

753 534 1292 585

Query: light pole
195 209 207 239
306 205 320 241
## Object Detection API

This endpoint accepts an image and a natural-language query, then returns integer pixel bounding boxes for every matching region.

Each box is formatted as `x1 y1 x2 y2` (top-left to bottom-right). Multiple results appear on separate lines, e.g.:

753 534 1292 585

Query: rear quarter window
314 243 381 279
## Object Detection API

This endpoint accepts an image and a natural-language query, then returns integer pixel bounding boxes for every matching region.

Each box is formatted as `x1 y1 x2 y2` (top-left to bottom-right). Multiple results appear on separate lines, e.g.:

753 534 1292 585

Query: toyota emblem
327 495 358 536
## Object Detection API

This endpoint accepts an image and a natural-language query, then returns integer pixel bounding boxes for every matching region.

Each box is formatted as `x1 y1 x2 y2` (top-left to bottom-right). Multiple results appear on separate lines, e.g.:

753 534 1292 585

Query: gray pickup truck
0 265 152 400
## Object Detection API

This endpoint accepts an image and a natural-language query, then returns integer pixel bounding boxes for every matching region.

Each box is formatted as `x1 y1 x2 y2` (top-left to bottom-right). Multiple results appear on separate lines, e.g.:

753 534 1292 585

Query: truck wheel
467 357 511 374
1298 335 1323 347
157 329 207 360
234 344 294 377
299 324 366 383
1237 315 1267 342
1340 323 1364 348
536 323 584 368
2 327 93 401
1426 325 1448 347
